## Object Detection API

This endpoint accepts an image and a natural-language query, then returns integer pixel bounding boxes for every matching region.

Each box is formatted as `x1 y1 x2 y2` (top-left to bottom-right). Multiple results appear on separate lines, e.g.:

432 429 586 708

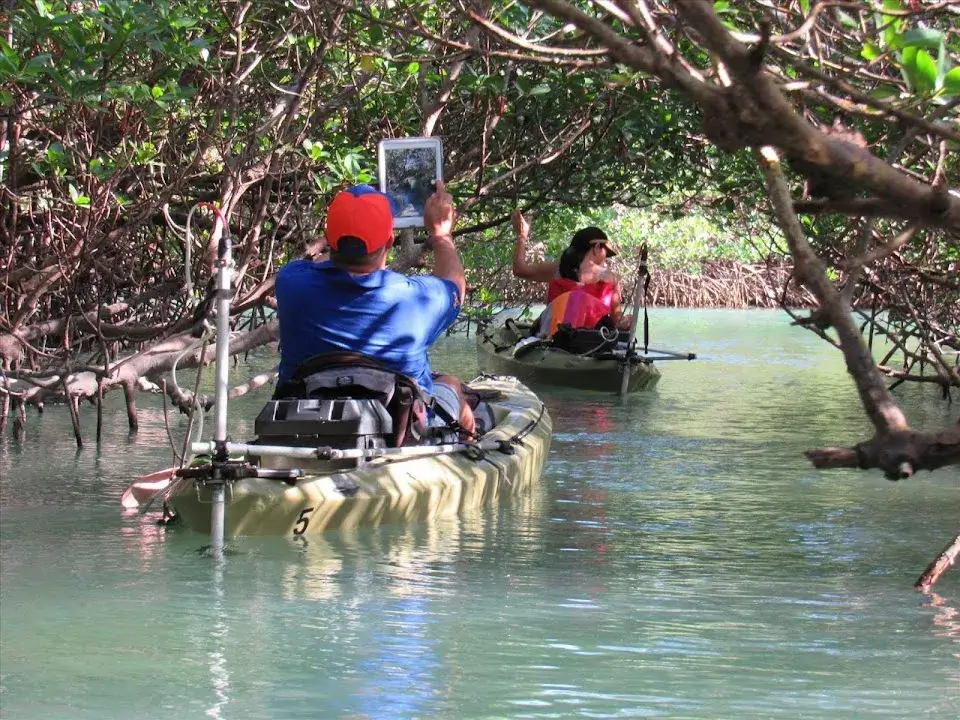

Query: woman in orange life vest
510 209 630 337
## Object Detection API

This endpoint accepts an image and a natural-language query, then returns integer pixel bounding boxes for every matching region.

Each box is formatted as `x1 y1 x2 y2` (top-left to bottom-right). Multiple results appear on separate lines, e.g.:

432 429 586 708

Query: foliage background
1 1 957 479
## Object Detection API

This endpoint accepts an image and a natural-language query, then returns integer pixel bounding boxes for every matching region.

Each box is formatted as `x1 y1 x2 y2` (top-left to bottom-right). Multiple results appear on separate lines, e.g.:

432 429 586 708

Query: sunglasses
590 241 611 254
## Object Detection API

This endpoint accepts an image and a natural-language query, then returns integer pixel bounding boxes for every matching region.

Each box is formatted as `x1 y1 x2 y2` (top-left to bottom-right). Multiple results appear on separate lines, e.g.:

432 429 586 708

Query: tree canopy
1 2 958 494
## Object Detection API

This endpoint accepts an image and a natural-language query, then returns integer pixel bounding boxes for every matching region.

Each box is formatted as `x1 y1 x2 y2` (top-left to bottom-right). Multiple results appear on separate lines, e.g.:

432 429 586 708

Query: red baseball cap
325 185 397 254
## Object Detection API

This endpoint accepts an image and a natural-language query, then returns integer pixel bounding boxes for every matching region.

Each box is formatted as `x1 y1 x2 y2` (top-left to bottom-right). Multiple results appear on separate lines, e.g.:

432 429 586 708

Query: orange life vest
546 277 616 308
538 288 613 338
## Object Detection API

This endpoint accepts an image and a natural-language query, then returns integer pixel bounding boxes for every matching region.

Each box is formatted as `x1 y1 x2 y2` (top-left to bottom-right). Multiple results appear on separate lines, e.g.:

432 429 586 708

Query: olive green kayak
476 317 662 393
129 376 552 538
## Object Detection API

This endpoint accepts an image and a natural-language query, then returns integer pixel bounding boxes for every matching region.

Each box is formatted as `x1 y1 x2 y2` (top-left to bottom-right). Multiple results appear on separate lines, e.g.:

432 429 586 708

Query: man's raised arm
423 180 466 304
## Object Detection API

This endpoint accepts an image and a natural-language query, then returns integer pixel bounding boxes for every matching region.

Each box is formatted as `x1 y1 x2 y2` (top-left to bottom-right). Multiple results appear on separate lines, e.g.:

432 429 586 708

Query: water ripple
2 311 959 719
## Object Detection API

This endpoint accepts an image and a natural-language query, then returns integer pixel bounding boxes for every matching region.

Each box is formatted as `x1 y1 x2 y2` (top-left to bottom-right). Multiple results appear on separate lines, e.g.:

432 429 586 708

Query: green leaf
170 14 197 29
133 141 157 165
151 85 163 99
188 38 209 62
935 39 948 90
869 85 900 100
406 61 420 75
68 183 89 206
713 1 730 13
879 5 901 49
0 42 20 75
942 66 960 97
835 9 858 29
899 27 944 50
302 139 324 162
800 0 810 14
861 42 881 61
900 45 919 91
529 84 551 96
22 53 52 79
914 49 938 92
46 143 65 165
343 153 361 176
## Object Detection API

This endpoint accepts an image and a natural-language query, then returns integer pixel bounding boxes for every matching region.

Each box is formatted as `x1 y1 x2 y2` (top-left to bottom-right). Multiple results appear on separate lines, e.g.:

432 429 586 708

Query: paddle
121 466 177 509
620 243 650 396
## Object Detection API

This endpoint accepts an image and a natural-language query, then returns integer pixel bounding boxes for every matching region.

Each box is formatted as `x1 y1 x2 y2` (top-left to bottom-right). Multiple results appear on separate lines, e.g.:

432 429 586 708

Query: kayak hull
476 319 661 393
156 376 552 538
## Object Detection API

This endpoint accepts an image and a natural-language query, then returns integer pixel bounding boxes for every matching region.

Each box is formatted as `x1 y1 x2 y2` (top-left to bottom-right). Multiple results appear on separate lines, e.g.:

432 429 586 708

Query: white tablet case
378 137 443 229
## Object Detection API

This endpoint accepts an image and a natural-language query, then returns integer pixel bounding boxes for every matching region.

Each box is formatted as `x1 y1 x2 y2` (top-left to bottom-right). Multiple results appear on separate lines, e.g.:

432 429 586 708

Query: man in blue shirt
275 181 475 434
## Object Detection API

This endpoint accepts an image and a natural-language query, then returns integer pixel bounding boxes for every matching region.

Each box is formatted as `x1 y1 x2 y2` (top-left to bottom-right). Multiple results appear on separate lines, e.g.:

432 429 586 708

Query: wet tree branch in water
756 146 910 438
754 145 960 477
915 534 960 594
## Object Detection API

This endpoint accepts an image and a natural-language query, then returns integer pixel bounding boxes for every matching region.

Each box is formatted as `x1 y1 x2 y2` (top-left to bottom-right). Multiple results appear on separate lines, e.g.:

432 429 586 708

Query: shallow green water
1 309 958 719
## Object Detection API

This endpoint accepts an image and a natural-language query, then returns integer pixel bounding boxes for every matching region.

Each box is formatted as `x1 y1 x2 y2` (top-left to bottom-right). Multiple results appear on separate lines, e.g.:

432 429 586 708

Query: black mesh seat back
272 352 428 447
302 366 398 404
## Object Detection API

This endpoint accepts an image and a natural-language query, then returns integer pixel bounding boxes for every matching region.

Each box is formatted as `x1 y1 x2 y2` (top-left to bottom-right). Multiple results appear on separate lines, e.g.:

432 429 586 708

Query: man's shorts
428 380 461 427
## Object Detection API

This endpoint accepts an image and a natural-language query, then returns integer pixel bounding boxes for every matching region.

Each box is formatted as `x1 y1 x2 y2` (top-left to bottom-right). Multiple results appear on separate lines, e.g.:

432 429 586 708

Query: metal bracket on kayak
191 439 514 462
619 346 697 363
618 354 656 365
492 439 516 455
177 460 303 486
637 347 698 362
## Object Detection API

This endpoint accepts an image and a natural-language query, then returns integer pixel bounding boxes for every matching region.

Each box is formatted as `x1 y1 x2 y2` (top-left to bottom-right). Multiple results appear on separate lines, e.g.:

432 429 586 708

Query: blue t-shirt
274 260 461 393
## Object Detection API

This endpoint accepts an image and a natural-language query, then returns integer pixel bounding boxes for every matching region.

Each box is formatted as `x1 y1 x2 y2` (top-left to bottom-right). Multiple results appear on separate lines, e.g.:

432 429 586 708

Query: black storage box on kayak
254 398 393 450
551 324 630 355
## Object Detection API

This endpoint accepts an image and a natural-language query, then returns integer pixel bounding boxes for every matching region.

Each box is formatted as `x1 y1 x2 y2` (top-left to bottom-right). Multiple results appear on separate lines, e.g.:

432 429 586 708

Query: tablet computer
378 137 443 229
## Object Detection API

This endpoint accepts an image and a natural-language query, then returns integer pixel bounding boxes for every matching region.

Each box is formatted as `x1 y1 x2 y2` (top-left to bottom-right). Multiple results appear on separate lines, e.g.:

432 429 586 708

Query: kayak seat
264 352 430 449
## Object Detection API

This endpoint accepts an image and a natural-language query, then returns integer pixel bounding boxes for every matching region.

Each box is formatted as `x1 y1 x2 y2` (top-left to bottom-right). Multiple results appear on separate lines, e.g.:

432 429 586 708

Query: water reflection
276 481 547 606
551 403 614 551
924 593 960 649
3 310 959 719
118 514 170 573
206 562 231 720
354 593 440 720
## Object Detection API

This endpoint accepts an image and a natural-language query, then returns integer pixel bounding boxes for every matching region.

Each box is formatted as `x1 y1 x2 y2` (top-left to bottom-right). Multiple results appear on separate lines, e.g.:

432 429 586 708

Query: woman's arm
511 210 558 282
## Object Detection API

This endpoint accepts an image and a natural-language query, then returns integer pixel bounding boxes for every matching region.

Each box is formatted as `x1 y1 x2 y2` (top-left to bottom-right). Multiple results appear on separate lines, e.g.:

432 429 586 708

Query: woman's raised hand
511 209 530 240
